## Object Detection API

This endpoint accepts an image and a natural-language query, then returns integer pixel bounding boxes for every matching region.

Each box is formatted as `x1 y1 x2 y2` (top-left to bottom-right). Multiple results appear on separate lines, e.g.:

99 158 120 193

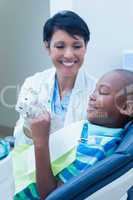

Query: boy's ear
115 91 129 116
115 85 133 117
117 99 133 116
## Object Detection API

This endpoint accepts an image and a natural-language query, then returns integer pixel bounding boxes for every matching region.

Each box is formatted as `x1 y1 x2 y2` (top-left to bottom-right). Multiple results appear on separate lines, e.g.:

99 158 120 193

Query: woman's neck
56 73 77 99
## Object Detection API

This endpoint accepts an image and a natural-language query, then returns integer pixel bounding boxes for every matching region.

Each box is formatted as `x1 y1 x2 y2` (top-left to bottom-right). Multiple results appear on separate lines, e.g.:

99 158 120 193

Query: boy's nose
89 91 96 101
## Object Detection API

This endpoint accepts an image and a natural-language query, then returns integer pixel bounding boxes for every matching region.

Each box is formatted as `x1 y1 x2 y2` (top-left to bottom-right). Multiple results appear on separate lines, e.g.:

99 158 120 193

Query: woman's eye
73 44 82 49
56 45 64 49
74 45 81 49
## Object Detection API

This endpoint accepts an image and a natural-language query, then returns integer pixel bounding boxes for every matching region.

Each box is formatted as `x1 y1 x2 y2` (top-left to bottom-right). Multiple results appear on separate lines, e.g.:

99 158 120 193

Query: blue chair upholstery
46 123 133 200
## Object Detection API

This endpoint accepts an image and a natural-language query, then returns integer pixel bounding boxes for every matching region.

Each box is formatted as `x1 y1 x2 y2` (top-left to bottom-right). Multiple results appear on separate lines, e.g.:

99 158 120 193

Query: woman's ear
44 41 49 50
43 41 51 56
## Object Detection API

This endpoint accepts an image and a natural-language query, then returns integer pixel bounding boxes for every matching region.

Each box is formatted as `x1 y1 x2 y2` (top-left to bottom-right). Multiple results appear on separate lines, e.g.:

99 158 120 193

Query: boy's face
87 72 127 128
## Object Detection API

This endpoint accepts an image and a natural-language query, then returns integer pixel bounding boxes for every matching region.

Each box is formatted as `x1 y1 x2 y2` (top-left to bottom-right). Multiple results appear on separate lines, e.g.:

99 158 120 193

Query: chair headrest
116 123 133 156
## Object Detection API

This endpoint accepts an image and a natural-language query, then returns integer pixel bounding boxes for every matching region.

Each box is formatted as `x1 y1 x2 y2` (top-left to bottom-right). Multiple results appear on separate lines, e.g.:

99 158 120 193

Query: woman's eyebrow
73 41 83 45
54 41 64 44
52 41 65 47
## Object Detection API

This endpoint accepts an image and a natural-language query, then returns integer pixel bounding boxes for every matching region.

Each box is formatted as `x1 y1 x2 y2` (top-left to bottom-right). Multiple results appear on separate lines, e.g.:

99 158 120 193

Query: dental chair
46 123 133 200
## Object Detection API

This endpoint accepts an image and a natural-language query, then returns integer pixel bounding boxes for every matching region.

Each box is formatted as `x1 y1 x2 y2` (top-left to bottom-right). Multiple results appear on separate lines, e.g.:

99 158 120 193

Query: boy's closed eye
99 85 111 95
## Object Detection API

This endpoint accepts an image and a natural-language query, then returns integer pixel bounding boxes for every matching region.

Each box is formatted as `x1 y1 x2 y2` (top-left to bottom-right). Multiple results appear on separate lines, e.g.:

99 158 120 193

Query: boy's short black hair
43 10 90 46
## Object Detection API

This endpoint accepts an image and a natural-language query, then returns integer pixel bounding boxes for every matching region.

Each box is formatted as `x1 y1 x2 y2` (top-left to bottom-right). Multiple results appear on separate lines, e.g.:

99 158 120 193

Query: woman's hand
29 111 51 146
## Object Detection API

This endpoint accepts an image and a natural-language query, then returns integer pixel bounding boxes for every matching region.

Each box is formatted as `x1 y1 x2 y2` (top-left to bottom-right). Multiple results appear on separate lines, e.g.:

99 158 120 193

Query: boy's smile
87 71 129 128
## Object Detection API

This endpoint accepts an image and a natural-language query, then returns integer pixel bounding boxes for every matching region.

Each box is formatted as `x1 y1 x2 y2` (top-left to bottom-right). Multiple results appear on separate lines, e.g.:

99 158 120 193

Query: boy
17 69 133 199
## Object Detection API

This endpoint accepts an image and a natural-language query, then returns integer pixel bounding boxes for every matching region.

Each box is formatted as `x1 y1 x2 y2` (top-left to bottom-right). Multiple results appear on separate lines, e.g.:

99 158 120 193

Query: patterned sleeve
14 76 39 146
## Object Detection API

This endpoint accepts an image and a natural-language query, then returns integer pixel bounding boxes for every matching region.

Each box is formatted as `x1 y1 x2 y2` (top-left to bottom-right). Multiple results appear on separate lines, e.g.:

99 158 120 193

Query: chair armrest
46 153 132 200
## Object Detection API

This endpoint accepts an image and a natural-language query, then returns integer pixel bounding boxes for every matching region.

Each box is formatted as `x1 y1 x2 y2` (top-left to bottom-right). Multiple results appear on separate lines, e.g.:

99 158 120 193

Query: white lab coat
14 67 96 145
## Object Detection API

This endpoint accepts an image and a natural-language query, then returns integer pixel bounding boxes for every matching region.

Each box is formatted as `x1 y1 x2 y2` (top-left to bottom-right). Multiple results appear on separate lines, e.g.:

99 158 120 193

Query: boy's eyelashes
98 85 111 95
91 89 110 96
99 89 110 95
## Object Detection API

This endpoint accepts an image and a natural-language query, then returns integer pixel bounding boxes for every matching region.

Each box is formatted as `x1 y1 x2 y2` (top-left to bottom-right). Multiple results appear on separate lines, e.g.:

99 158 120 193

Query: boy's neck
89 118 129 129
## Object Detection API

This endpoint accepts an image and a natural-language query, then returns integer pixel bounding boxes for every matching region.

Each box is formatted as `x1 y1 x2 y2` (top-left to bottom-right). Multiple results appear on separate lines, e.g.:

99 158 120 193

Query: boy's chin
88 118 105 127
87 114 109 127
88 115 117 128
88 115 101 125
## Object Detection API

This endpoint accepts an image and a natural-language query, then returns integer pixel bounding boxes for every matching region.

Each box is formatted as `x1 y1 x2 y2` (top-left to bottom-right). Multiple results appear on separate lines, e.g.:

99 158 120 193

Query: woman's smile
60 60 77 67
48 30 86 77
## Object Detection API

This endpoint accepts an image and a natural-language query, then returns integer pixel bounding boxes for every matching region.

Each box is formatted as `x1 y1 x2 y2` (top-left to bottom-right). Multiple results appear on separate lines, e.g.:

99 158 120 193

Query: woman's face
46 30 87 78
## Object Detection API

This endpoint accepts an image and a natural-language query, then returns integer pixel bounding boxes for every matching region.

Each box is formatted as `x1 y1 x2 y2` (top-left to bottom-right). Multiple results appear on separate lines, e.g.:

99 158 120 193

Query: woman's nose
64 47 74 58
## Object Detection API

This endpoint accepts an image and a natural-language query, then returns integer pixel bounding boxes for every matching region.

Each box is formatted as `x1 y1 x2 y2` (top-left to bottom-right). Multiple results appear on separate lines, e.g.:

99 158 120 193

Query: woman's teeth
60 60 77 67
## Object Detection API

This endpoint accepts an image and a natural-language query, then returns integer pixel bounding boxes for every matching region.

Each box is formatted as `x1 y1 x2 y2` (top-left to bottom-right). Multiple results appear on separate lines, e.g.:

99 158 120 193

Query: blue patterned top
51 76 72 125
57 121 124 183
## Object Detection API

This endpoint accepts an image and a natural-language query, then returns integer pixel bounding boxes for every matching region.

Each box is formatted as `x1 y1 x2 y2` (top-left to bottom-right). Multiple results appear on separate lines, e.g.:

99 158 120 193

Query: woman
14 10 95 145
